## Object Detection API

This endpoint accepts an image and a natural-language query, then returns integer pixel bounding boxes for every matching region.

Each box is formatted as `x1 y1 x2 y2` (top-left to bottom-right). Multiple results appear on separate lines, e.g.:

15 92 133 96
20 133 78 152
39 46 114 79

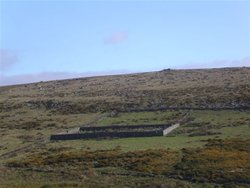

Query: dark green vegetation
6 139 250 186
0 67 250 187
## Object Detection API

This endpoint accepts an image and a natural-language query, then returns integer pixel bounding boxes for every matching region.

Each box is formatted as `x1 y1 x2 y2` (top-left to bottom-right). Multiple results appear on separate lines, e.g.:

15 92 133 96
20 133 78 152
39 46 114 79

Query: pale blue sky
0 0 249 85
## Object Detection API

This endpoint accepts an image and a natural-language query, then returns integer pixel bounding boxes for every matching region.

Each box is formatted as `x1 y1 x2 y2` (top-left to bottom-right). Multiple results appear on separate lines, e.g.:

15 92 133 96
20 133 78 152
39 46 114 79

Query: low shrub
174 138 250 184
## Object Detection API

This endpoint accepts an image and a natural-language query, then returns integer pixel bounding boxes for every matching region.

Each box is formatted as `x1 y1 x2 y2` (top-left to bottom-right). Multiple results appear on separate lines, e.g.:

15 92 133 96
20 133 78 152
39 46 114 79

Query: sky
0 0 249 86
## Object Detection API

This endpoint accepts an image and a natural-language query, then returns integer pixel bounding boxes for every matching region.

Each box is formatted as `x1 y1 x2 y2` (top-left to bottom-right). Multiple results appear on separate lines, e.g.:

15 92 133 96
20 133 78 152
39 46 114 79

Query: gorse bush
175 138 250 184
7 138 250 185
8 148 179 175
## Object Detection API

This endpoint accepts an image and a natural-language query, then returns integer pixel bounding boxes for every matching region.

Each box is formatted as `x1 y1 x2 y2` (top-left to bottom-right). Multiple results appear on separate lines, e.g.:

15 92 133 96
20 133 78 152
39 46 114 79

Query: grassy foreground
0 110 250 187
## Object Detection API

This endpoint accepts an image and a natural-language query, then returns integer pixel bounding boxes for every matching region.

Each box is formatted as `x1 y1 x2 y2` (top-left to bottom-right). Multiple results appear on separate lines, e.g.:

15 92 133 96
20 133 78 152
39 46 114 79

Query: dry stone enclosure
50 123 180 140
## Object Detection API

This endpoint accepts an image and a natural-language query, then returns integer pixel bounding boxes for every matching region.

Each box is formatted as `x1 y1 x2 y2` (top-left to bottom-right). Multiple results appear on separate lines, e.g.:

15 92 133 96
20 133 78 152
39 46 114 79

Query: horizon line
0 66 249 87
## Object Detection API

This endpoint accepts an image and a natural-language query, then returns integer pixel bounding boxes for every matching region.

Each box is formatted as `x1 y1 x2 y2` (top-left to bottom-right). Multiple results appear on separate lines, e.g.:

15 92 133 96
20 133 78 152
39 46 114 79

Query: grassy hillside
0 67 249 114
0 67 250 188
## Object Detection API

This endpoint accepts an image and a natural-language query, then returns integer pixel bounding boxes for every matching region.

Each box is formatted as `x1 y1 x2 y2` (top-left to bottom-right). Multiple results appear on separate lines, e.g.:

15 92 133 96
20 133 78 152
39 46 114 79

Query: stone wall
79 124 171 132
50 130 163 140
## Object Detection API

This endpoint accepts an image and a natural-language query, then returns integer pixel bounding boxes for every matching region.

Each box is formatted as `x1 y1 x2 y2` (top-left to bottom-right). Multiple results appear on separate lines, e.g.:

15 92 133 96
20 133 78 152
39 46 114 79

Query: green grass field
96 110 183 126
46 110 250 152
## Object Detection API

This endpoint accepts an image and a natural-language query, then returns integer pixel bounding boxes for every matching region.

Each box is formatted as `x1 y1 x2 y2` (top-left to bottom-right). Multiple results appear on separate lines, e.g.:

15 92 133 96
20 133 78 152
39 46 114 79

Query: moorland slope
0 67 249 115
0 67 250 188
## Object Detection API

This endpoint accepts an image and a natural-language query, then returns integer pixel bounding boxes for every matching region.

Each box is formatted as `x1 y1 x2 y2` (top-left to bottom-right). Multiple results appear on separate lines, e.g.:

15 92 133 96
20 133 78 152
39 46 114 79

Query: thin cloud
0 49 18 71
0 72 92 86
177 57 250 69
230 57 250 67
104 32 127 44
0 70 133 86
